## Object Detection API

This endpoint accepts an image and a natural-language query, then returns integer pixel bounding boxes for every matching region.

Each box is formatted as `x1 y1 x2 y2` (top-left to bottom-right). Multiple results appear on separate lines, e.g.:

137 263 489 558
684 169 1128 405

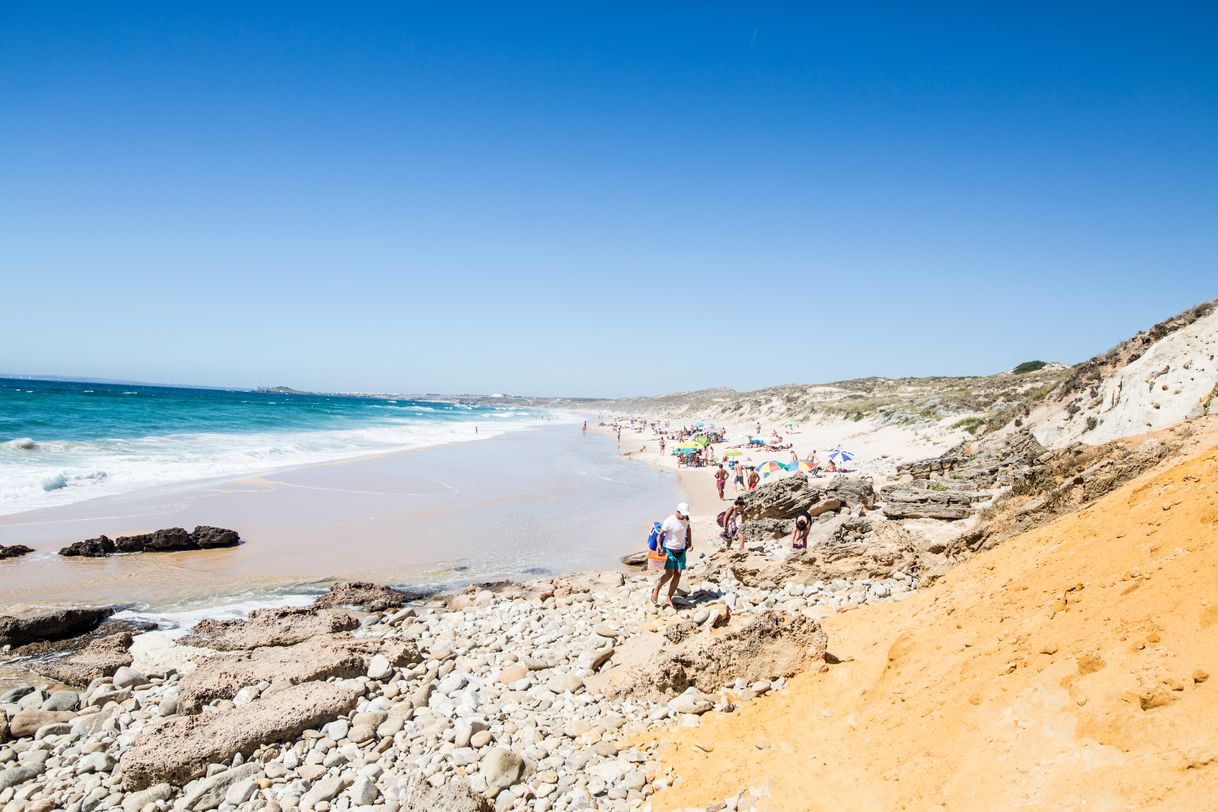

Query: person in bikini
791 509 811 550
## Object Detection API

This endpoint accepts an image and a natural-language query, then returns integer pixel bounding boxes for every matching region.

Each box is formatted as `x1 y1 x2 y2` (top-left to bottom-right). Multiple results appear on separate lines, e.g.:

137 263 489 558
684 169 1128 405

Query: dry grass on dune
645 443 1218 811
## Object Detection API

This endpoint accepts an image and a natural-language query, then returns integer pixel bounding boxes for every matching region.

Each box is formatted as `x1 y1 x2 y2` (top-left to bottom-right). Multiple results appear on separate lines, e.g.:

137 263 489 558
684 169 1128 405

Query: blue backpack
646 521 664 551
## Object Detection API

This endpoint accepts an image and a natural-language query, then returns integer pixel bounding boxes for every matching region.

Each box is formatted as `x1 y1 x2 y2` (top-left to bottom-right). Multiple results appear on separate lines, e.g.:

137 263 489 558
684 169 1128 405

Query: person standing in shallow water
651 503 692 609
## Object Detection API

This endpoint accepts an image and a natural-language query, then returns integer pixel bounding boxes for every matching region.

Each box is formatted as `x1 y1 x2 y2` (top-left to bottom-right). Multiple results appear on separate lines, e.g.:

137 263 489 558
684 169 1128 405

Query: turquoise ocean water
0 377 549 516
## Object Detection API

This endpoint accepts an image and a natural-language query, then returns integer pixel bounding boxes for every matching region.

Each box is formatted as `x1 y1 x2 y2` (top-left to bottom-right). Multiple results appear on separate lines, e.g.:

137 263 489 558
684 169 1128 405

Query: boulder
190 525 241 548
8 709 76 738
32 633 134 686
121 679 363 789
178 635 419 712
116 527 195 553
620 551 649 567
178 763 260 811
58 536 116 557
398 768 493 812
313 581 425 612
180 606 359 651
0 544 33 560
741 475 876 522
0 606 114 647
0 763 44 792
880 486 973 520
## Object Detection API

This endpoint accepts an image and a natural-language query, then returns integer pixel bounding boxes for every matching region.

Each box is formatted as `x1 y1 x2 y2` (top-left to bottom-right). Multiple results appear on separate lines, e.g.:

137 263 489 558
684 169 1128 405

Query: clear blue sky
2 3 1215 397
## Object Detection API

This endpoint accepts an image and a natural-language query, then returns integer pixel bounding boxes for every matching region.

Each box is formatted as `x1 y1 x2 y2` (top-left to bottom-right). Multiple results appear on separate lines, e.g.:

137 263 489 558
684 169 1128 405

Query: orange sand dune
649 444 1218 811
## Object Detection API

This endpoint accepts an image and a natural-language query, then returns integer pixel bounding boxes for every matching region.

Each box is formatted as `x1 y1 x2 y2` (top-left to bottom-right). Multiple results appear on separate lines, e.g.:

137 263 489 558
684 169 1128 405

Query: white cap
676 502 691 517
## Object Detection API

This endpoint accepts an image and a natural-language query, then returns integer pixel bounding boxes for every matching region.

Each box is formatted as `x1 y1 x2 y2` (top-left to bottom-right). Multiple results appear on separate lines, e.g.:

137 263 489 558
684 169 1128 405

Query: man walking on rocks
651 502 692 609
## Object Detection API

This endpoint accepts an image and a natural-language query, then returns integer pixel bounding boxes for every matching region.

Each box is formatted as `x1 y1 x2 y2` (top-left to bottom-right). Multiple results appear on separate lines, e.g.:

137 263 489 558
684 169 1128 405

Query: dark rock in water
620 551 649 567
314 581 424 612
122 527 194 552
59 526 240 557
0 607 114 647
32 632 135 686
59 536 116 557
191 525 240 548
0 544 34 560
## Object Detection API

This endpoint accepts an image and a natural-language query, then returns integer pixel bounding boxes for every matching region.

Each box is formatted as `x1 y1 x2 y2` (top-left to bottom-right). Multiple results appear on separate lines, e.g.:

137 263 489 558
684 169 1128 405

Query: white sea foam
0 414 548 516
114 592 318 637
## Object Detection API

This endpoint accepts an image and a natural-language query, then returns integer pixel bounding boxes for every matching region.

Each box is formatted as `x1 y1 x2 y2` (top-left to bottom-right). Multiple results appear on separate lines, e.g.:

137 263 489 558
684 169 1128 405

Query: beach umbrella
675 442 700 451
694 435 711 447
828 447 854 463
789 459 816 473
756 460 786 477
723 449 743 457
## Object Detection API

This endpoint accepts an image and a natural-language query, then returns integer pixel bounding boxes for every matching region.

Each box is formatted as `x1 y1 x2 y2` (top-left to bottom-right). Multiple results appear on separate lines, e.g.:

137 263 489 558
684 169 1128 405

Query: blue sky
2 3 1215 397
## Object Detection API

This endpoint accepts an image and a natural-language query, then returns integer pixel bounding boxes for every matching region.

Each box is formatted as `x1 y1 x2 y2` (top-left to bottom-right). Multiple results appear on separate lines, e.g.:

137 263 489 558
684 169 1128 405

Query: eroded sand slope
649 443 1218 811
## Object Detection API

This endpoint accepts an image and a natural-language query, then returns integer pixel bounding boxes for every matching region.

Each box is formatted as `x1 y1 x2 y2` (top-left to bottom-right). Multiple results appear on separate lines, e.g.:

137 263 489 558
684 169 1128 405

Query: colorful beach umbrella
723 449 744 457
756 460 786 477
828 447 854 463
675 442 700 451
788 459 816 473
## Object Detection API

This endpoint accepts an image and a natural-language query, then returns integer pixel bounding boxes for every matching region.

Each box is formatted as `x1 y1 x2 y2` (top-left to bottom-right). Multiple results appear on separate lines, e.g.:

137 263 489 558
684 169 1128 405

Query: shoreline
0 422 676 611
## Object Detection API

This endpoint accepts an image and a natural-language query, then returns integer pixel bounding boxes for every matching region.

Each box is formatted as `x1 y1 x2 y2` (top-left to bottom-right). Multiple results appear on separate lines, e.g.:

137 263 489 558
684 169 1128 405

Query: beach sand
0 425 677 610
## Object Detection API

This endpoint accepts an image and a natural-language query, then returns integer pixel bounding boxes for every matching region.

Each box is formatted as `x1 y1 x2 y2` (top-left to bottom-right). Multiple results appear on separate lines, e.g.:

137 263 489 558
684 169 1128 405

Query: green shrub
1013 360 1049 374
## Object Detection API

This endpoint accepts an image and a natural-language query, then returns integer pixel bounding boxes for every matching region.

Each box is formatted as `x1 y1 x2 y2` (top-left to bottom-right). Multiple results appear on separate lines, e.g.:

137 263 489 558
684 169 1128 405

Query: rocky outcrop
180 606 359 651
600 611 828 700
879 486 974 520
313 581 423 612
0 607 114 647
58 526 241 557
31 633 134 686
0 544 33 560
190 525 241 548
120 679 363 790
741 475 876 522
178 636 419 713
59 536 116 557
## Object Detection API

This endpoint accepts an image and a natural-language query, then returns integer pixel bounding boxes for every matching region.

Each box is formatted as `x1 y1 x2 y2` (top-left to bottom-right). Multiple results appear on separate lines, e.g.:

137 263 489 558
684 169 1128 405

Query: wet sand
0 425 680 610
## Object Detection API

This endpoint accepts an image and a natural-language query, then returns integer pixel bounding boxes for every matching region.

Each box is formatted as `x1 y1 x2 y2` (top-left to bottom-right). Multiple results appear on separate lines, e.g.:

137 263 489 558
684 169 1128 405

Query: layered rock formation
0 607 113 647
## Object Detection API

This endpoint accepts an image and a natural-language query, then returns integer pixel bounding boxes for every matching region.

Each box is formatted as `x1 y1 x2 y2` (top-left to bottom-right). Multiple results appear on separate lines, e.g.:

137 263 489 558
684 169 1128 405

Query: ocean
0 377 549 517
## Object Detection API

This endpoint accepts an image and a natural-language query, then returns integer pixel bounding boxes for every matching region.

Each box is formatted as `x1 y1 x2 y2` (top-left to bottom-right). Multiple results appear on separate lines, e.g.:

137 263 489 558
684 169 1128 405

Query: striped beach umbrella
756 460 786 477
828 447 854 463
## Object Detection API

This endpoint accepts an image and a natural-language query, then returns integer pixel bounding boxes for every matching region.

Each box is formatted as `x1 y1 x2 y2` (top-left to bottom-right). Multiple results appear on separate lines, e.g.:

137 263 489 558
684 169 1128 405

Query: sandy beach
0 425 677 610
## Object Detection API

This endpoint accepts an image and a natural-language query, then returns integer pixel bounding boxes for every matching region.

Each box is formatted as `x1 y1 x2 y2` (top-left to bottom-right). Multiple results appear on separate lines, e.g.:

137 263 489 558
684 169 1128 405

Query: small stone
76 752 115 774
367 654 392 681
481 747 528 793
112 666 149 689
351 774 379 805
322 719 349 741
